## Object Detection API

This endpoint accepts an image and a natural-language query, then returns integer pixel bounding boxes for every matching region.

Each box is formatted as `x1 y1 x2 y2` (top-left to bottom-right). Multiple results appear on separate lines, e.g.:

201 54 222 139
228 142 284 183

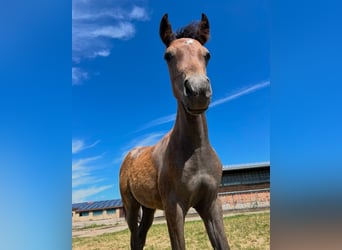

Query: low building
218 161 270 211
72 162 270 221
72 199 123 222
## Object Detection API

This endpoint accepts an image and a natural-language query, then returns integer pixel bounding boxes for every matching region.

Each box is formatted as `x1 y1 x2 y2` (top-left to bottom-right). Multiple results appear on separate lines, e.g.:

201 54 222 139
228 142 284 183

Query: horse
119 13 230 250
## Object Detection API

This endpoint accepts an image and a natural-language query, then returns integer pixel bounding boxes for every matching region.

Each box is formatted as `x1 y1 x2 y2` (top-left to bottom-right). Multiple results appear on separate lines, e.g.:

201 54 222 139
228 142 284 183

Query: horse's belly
126 147 163 209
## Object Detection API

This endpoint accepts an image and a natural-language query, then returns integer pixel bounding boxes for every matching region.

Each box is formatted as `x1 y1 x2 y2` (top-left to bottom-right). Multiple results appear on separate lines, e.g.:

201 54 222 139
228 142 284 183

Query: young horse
119 14 230 250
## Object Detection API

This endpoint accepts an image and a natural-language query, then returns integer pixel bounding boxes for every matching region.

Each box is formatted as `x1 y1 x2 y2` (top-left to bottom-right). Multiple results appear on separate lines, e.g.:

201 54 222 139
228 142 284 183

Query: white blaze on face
184 39 194 45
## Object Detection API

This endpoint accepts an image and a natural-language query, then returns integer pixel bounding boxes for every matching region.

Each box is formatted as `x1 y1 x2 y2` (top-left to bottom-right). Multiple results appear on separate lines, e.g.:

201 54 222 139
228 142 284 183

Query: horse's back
119 146 163 210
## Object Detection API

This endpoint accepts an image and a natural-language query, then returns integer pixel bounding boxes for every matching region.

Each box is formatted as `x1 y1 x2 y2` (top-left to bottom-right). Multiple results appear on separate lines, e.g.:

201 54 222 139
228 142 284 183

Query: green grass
73 212 270 250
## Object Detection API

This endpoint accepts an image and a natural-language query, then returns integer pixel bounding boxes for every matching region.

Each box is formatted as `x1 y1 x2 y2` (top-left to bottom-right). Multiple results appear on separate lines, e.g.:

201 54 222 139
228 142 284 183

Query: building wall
218 189 270 211
72 189 270 222
152 189 270 218
72 166 270 221
72 208 123 222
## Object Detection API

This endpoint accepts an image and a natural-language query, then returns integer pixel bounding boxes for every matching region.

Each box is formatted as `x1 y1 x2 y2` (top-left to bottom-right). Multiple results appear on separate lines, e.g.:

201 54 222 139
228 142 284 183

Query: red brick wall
218 190 270 210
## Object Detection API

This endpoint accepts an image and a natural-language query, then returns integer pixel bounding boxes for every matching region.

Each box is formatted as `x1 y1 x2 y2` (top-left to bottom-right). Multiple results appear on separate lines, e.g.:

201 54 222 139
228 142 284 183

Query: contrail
137 80 270 131
210 80 270 108
135 114 176 132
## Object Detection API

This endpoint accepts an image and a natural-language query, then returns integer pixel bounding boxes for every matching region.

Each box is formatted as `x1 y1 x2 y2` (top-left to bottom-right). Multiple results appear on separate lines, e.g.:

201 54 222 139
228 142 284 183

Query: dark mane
174 22 201 41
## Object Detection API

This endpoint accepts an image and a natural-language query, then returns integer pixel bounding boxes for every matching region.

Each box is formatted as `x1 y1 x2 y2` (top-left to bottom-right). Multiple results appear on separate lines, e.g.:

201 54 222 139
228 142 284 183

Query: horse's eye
164 52 173 62
204 52 211 61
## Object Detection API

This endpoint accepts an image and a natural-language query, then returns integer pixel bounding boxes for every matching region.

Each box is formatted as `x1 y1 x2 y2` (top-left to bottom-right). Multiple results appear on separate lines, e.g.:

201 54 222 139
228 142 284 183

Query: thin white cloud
131 132 165 147
72 22 135 63
72 139 100 154
88 22 135 39
72 1 150 84
72 176 105 189
72 155 104 189
210 80 270 108
113 151 130 165
72 67 88 85
136 114 176 132
72 141 113 202
72 155 103 181
113 132 165 164
72 9 123 21
72 185 113 203
72 4 149 22
72 139 86 154
136 80 270 131
93 49 110 57
129 6 149 20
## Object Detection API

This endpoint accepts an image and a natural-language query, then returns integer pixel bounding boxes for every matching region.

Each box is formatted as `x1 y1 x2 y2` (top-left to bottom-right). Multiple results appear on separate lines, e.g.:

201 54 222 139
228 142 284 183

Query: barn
218 161 270 211
72 161 270 221
72 199 124 222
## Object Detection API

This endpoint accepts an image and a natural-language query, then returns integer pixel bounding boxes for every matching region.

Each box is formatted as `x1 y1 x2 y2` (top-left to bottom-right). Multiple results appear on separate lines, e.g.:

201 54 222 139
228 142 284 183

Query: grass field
73 212 270 250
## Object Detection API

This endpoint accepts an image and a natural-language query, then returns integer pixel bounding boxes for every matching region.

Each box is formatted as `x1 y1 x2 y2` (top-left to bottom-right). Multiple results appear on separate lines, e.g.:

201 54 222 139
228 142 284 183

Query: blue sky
1 0 342 249
72 0 270 202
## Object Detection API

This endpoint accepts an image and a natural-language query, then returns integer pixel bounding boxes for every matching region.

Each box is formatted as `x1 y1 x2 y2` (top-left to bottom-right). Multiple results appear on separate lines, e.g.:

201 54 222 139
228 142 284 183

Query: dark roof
72 199 123 212
222 161 270 172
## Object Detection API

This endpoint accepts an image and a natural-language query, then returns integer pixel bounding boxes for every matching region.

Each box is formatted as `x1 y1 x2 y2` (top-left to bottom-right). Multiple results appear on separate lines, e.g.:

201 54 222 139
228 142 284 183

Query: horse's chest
178 153 221 195
159 147 222 203
177 169 219 207
183 151 220 178
186 172 217 191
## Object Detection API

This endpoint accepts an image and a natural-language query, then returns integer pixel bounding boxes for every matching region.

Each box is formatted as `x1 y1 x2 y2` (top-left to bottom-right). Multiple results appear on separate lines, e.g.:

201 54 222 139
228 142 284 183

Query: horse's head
160 14 212 116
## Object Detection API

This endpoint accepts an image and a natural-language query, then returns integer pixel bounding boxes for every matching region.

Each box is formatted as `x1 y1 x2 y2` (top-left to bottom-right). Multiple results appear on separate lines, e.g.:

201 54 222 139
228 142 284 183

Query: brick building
72 161 270 221
218 162 270 211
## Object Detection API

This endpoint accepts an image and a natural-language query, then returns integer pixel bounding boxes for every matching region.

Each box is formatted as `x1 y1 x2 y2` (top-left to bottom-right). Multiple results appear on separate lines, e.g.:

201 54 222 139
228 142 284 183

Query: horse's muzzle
182 74 212 115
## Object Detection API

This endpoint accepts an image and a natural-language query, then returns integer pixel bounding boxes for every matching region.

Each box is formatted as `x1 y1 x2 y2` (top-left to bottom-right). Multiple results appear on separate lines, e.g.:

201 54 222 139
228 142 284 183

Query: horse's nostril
184 80 193 96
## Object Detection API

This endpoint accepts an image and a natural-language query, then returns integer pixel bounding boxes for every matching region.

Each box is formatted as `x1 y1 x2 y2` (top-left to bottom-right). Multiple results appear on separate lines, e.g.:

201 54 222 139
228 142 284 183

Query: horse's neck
171 103 210 148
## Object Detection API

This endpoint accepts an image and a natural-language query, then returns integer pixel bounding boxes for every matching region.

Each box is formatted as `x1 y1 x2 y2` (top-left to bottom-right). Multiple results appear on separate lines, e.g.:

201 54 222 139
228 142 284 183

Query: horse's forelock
174 22 200 41
174 19 209 45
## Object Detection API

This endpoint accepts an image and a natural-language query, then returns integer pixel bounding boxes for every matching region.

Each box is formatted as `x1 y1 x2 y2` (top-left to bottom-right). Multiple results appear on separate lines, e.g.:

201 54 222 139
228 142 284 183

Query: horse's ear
197 13 210 45
160 14 175 47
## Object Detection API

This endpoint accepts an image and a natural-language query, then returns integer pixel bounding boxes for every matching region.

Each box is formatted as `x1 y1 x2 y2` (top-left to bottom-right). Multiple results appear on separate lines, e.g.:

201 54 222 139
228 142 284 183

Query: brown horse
119 13 230 250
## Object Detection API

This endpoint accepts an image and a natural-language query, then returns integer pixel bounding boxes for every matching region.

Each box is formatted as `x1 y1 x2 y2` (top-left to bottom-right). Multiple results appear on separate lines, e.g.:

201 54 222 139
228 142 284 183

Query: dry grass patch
73 212 269 250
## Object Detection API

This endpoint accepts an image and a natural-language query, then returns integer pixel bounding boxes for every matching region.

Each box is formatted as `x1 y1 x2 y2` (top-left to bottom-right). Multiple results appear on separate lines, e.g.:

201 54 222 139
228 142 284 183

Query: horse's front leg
164 202 186 250
196 198 230 250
